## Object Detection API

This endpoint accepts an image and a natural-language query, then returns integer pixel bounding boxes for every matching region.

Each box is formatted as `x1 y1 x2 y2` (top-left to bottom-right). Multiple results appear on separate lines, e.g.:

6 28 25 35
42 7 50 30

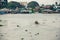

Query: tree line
0 1 60 9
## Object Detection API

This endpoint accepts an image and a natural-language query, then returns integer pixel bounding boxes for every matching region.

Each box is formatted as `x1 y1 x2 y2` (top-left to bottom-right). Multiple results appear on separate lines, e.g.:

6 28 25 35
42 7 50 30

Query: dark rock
25 30 28 32
29 32 31 34
0 34 4 36
0 20 2 22
21 38 24 40
56 35 58 37
37 33 39 35
0 25 3 27
35 33 39 36
35 21 39 24
17 25 19 27
53 21 55 23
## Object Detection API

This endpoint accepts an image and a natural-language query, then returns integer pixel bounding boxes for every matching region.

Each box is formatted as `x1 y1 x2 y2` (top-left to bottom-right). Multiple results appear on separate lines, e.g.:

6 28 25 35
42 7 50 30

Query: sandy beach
0 14 60 40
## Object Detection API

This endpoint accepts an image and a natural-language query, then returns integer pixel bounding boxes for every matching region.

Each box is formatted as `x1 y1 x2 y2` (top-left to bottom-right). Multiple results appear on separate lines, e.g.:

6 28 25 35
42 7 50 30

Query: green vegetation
27 1 39 9
0 0 8 9
0 1 60 13
7 1 25 9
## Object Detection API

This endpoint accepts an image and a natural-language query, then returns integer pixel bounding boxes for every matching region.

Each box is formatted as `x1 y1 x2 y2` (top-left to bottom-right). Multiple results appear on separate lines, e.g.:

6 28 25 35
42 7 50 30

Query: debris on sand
35 33 39 36
17 25 20 27
53 21 55 23
0 25 4 27
35 21 39 24
21 38 24 40
0 20 2 22
0 34 4 36
25 29 28 32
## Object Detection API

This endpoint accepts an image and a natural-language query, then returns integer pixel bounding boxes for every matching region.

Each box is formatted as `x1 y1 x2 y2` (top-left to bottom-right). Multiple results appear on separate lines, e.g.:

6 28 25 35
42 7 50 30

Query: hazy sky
8 0 60 5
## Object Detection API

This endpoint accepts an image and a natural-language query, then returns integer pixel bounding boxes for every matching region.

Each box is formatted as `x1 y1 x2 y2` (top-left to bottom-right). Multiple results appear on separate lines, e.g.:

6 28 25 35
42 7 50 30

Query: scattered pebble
37 33 39 35
0 20 2 22
30 35 32 37
25 29 28 32
17 25 19 27
35 21 39 24
0 34 4 36
56 35 58 37
21 38 24 40
0 25 4 27
35 33 39 36
53 21 55 23
29 32 31 34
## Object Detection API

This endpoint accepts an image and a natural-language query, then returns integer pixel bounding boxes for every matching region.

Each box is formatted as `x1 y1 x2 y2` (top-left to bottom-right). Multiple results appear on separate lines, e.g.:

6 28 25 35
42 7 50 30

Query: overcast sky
8 0 60 5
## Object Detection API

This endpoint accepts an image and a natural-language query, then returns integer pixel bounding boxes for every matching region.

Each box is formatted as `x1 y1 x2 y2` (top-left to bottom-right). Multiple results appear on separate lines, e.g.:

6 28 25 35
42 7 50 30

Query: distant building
43 5 52 9
0 0 8 8
20 2 27 8
20 2 27 6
